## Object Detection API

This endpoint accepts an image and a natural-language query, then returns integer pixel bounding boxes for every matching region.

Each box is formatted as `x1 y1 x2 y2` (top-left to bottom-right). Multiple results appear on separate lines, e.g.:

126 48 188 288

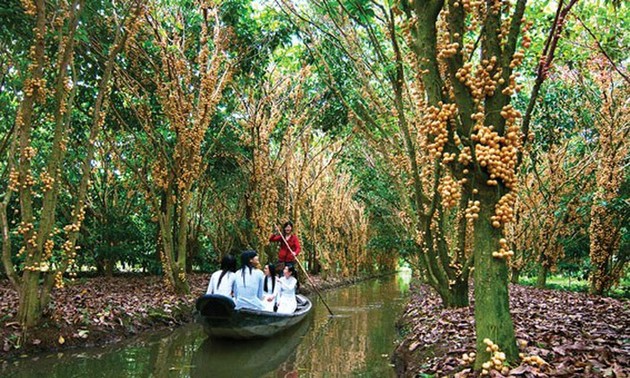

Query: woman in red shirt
269 221 301 274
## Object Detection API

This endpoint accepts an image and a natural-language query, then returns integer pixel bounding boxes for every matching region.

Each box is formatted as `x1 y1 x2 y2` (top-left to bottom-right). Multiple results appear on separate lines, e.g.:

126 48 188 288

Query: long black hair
217 254 236 288
282 221 294 236
240 250 258 287
264 263 276 293
284 264 299 291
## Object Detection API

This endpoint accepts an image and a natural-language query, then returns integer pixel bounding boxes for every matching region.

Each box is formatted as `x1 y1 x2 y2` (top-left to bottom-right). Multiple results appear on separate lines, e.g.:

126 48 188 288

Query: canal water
2 272 410 377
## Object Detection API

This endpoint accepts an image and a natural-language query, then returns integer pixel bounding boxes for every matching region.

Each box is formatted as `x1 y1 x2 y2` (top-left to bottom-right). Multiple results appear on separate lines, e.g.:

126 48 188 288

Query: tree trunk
510 267 521 284
18 272 41 328
473 189 519 368
442 280 469 308
104 259 114 278
536 264 548 288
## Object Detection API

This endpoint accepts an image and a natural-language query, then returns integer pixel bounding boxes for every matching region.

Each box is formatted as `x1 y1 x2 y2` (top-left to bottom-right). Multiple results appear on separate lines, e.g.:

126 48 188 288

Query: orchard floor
392 283 629 377
0 272 367 361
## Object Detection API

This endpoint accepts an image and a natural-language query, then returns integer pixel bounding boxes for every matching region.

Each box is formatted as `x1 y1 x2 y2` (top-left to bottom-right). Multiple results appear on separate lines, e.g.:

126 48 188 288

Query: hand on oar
273 223 334 316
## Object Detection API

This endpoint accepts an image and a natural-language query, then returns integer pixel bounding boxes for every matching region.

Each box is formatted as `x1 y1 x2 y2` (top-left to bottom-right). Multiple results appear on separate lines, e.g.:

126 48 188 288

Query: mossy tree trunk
473 187 519 368
402 0 527 367
2 0 141 328
536 263 548 288
510 266 521 284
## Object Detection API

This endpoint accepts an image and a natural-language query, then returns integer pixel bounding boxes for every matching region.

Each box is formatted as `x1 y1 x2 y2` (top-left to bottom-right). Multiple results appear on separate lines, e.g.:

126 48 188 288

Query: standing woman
233 250 265 311
206 255 237 300
262 263 279 312
269 221 301 274
276 265 298 314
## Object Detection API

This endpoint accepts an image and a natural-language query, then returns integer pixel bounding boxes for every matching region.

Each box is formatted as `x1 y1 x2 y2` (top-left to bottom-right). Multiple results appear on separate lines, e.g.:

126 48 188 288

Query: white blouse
207 270 235 299
276 276 297 314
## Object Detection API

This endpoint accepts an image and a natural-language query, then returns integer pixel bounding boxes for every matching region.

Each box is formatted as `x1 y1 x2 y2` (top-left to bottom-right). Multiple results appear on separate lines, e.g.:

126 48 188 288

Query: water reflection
2 273 409 377
190 317 311 378
295 276 409 377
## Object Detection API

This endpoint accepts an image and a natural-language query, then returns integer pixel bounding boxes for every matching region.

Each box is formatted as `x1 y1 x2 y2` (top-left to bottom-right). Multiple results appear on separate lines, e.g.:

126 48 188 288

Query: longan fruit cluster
21 173 36 189
43 238 54 260
23 77 47 101
54 271 64 289
23 264 44 272
464 200 481 222
16 221 34 235
151 162 169 190
40 170 55 192
501 73 521 96
437 42 460 59
473 125 520 190
520 354 547 366
439 174 462 208
422 103 457 158
459 351 476 365
457 146 472 166
21 0 37 16
22 146 37 160
492 237 514 259
8 169 20 191
491 192 516 227
480 338 510 376
61 240 78 262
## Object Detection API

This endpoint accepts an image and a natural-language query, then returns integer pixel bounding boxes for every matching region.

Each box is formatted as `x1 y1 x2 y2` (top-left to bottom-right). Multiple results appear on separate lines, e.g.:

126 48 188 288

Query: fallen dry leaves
0 274 208 357
392 284 629 377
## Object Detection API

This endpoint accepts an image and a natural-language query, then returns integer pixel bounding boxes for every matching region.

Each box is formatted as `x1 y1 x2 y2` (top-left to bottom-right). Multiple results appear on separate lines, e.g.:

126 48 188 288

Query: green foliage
519 274 629 299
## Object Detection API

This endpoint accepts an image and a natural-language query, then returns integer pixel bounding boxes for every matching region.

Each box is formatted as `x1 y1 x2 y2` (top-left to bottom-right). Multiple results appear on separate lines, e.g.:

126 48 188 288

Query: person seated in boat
262 263 279 312
233 250 265 311
269 221 301 275
206 254 237 301
276 265 298 314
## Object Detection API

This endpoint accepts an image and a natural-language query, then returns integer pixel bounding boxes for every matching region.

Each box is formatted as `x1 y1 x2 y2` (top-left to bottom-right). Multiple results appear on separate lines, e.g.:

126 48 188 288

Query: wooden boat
195 294 312 339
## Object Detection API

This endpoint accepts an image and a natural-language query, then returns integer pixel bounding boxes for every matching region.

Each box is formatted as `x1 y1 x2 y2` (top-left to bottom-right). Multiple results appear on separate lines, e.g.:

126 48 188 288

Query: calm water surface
3 272 410 377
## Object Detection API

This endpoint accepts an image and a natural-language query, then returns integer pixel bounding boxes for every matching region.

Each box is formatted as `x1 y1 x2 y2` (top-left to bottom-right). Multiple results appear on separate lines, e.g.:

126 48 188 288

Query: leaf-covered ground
0 274 209 358
392 284 629 377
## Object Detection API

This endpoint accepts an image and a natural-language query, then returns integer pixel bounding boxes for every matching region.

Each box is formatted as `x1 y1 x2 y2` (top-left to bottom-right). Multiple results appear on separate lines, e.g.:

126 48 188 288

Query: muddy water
2 272 410 377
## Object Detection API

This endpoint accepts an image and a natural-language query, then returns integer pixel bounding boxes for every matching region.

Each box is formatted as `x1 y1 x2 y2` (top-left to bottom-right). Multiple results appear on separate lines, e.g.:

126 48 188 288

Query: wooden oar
275 226 334 316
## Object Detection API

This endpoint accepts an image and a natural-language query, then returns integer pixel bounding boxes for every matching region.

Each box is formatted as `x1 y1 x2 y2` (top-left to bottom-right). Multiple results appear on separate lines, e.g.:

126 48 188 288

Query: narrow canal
3 272 410 377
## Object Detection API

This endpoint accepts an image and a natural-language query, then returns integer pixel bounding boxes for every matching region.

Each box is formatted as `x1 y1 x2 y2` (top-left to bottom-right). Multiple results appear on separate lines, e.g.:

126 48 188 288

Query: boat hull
195 294 312 339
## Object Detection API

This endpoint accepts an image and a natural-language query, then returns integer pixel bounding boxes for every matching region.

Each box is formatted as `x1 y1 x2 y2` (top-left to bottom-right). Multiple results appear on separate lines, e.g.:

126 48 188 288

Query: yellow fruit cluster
491 192 517 228
16 221 34 235
40 170 55 192
492 238 514 259
422 103 457 158
520 353 547 366
437 42 460 59
54 271 64 289
439 174 462 208
43 239 54 260
480 338 510 375
8 169 20 191
459 351 476 365
20 0 37 16
464 200 481 222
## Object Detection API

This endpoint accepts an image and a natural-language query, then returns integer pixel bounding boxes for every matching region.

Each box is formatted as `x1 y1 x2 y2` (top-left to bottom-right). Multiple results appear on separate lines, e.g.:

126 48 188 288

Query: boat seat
196 294 235 318
295 295 308 311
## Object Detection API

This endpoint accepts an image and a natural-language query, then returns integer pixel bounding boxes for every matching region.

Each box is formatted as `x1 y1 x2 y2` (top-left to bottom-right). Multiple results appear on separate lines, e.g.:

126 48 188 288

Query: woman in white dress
276 265 298 314
206 255 237 300
262 263 279 312
233 250 265 311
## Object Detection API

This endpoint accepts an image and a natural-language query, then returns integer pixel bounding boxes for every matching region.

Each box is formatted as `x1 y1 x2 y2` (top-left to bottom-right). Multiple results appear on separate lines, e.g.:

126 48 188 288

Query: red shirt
269 234 301 263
